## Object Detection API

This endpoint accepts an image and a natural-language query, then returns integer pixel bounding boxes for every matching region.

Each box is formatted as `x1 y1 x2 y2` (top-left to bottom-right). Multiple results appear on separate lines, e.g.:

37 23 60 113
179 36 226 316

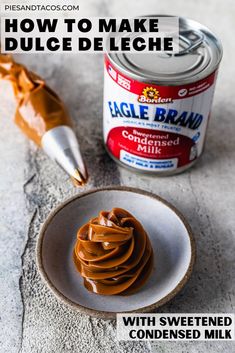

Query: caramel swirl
73 208 154 295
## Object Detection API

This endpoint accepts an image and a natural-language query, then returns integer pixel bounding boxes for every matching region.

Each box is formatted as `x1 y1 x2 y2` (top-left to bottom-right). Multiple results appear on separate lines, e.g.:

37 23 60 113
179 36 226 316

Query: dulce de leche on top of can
0 54 87 185
103 16 223 175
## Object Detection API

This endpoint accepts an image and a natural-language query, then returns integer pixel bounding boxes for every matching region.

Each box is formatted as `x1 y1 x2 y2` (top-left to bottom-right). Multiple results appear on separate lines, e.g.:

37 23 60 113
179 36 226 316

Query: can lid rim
105 15 223 85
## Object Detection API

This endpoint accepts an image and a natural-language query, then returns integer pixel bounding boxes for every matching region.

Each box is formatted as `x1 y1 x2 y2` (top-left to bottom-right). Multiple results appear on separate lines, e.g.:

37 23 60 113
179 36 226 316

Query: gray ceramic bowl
36 186 195 319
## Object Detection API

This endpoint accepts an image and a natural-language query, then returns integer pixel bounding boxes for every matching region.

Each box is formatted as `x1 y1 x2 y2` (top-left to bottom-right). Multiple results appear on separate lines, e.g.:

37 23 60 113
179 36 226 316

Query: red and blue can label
103 56 217 173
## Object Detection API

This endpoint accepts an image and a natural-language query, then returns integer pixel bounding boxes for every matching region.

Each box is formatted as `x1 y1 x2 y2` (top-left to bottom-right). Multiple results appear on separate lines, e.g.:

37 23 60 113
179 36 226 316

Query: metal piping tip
41 125 88 186
72 167 88 187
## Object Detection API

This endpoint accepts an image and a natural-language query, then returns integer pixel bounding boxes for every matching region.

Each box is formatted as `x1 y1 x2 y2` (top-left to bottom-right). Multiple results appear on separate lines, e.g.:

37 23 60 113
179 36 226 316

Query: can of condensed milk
103 16 223 175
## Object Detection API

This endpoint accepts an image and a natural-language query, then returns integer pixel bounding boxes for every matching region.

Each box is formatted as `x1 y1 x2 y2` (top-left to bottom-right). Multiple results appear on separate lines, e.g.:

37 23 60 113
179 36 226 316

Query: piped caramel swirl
73 208 154 295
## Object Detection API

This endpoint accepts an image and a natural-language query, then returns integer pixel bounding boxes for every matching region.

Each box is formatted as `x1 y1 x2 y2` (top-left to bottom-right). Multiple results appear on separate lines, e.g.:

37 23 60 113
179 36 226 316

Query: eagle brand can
103 16 223 175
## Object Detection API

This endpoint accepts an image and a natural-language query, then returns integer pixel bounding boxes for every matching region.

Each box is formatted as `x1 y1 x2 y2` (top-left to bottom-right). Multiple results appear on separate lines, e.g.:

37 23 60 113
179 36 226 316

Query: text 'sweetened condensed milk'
103 16 223 175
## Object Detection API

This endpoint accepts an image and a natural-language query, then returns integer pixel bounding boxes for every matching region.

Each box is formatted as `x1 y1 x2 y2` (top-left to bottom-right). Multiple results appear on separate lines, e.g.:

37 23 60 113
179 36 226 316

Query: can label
103 56 217 172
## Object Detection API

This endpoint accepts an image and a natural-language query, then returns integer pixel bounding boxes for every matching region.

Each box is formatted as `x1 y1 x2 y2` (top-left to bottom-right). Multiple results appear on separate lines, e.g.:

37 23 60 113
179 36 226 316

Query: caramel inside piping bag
0 54 72 145
0 54 87 185
73 208 154 295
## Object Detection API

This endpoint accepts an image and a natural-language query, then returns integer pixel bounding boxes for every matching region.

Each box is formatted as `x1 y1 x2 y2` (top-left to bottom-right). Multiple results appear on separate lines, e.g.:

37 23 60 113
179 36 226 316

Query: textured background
0 0 235 352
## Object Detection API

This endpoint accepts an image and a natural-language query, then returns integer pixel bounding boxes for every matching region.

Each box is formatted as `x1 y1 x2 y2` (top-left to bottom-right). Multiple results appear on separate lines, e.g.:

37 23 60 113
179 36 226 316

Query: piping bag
0 54 88 186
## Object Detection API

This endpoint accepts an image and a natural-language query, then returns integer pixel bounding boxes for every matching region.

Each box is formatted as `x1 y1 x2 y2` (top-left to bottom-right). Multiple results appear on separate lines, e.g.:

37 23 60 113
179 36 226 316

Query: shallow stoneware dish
36 186 195 319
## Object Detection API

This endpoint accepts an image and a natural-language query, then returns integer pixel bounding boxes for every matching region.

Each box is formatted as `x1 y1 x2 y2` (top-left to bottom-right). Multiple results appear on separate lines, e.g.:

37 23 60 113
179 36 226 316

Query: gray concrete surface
0 0 235 352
